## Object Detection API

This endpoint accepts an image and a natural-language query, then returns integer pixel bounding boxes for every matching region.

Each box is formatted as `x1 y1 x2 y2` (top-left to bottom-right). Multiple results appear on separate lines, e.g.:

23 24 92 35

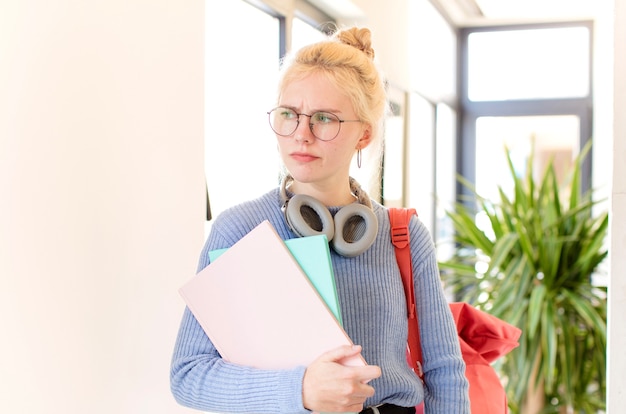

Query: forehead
280 72 354 113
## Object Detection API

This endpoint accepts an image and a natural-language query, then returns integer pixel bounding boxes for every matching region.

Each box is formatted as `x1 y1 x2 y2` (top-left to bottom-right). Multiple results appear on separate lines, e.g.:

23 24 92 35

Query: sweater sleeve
170 202 310 413
409 218 471 414
170 307 308 413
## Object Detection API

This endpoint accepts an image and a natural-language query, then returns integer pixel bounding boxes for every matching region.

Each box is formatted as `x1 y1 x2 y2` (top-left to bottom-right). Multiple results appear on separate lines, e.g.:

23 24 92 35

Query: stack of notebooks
179 220 366 369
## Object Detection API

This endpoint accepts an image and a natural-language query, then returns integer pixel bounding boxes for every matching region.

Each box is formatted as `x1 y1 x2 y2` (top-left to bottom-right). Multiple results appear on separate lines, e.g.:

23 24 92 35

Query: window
205 1 281 232
475 115 580 201
407 93 435 232
291 17 326 51
460 22 593 205
204 1 335 234
434 103 457 260
379 87 407 207
467 26 590 101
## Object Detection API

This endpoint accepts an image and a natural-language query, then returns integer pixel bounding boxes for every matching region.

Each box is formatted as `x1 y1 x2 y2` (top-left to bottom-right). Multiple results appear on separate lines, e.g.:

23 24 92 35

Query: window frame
458 21 594 197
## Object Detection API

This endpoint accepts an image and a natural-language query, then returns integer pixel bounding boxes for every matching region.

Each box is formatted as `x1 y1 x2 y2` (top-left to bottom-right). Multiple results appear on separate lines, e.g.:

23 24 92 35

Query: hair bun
334 27 375 60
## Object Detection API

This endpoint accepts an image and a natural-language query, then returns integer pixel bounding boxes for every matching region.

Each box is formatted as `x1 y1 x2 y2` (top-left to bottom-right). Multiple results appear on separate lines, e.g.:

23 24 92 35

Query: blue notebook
209 234 342 324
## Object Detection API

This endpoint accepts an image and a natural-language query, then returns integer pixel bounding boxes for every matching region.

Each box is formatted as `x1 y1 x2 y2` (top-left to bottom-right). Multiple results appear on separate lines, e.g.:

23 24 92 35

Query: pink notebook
179 220 365 370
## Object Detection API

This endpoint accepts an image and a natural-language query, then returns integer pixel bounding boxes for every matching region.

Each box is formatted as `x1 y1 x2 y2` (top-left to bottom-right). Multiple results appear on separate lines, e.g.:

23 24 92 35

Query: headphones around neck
280 175 378 257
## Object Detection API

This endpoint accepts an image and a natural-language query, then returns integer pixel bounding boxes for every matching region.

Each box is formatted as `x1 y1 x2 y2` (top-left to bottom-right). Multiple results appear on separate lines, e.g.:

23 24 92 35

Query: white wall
608 0 626 411
0 1 204 413
348 0 412 90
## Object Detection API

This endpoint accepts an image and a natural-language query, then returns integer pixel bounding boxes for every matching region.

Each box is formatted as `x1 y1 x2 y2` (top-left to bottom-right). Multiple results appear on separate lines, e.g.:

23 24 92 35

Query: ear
356 125 373 150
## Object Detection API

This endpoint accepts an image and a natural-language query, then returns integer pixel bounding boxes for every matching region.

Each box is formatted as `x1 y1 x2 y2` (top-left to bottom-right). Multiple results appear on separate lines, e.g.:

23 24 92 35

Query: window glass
407 93 435 234
435 104 456 258
468 26 590 101
205 1 280 231
291 17 326 52
380 93 406 207
475 115 580 202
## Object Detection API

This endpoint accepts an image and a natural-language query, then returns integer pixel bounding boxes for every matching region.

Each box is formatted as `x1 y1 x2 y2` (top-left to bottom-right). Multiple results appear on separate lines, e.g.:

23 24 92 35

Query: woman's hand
302 345 381 413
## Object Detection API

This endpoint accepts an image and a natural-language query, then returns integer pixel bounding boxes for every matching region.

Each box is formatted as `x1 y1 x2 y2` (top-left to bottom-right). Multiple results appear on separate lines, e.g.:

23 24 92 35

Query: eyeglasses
267 107 362 142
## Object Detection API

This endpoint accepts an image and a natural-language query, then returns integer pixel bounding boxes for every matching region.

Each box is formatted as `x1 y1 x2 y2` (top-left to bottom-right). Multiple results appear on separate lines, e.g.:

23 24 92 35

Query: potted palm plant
438 142 608 413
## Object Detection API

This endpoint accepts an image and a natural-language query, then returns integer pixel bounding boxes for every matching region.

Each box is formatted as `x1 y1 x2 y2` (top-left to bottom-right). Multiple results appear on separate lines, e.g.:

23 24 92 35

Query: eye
313 112 337 124
278 107 297 120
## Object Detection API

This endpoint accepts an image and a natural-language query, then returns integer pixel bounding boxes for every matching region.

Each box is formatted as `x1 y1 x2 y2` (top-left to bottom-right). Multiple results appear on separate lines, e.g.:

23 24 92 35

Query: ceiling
436 0 604 26
312 0 606 27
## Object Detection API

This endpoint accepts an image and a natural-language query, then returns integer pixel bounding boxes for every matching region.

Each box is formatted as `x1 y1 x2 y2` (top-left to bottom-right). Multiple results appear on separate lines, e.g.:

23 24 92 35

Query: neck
282 175 365 207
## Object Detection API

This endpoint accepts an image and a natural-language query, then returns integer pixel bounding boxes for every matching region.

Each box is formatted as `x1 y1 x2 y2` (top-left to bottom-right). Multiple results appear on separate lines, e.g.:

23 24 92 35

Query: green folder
209 234 342 325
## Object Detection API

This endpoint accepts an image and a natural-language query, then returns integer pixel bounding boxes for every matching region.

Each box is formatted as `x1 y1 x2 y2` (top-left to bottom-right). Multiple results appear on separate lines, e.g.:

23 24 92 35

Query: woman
170 26 470 414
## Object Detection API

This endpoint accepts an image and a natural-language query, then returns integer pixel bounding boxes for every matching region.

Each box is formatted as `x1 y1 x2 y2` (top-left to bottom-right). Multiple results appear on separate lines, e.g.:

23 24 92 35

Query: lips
290 152 319 163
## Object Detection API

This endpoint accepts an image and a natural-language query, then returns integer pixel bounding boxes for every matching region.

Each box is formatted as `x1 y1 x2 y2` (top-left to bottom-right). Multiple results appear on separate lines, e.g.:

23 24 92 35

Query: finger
316 345 362 363
354 364 382 383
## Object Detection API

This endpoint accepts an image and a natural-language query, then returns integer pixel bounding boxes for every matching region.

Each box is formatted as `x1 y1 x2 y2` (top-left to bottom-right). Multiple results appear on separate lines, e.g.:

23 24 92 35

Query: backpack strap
389 207 424 380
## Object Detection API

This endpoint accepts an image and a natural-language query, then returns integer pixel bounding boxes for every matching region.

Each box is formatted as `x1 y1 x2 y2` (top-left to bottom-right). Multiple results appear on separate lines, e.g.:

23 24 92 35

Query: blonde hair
276 27 388 156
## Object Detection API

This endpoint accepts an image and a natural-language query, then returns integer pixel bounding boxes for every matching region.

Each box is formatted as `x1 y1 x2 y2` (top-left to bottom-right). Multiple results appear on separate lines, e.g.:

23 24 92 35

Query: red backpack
389 207 522 414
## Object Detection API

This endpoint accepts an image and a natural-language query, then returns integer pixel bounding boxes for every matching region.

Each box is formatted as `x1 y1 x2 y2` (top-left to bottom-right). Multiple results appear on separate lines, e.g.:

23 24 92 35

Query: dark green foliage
439 142 607 413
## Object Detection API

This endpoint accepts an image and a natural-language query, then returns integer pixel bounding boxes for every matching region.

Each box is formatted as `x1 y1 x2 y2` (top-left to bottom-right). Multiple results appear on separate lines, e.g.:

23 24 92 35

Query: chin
284 167 317 183
286 173 314 184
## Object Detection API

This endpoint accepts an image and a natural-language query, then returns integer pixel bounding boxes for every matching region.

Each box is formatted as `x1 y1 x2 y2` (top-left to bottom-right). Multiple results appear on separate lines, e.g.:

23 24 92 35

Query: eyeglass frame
267 106 362 142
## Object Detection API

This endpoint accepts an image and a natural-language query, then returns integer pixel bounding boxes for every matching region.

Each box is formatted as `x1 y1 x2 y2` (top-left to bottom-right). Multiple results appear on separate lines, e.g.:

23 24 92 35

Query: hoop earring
357 148 362 169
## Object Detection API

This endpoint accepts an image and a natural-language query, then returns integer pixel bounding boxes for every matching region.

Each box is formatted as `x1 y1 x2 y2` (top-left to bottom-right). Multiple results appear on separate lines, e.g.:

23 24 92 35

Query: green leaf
527 283 546 340
487 233 518 274
562 290 607 340
541 298 558 391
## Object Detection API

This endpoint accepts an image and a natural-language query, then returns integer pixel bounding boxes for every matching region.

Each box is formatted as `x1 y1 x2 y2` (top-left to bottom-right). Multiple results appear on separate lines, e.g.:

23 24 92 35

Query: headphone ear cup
331 204 378 257
284 194 335 241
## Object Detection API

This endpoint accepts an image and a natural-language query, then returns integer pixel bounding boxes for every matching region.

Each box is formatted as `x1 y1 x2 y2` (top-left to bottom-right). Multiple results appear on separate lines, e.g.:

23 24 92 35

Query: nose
293 114 315 143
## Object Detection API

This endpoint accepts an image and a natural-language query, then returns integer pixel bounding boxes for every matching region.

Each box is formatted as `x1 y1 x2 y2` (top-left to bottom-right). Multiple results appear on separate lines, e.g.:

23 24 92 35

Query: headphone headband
280 175 378 257
280 175 372 207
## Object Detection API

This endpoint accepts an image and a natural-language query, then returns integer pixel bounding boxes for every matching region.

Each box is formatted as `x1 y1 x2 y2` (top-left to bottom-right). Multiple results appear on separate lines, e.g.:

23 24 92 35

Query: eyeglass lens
268 107 341 141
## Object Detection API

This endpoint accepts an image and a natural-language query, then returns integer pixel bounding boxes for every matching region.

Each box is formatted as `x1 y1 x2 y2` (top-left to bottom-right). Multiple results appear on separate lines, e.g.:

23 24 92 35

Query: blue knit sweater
170 187 470 413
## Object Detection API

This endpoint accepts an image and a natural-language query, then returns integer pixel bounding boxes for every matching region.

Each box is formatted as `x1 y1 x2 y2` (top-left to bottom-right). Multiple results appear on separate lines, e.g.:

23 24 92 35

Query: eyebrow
278 105 344 114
